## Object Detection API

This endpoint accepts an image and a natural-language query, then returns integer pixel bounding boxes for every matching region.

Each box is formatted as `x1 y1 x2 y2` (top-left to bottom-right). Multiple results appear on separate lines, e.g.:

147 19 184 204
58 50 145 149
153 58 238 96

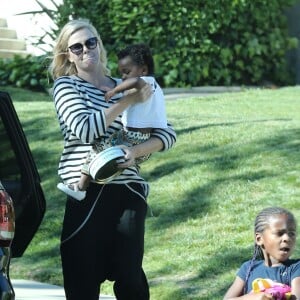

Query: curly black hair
117 43 155 75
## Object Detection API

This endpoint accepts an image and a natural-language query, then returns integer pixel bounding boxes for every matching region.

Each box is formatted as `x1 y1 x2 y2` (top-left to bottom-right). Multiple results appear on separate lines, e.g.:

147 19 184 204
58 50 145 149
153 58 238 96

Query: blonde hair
49 19 110 80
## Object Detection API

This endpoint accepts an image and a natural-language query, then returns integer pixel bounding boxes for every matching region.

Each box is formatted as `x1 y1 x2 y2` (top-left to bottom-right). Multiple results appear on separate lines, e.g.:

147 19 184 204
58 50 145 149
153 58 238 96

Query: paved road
163 86 243 100
12 279 116 300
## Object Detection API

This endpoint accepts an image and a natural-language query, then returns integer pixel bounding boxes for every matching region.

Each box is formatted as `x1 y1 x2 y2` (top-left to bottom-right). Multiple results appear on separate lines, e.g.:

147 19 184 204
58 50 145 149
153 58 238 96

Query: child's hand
259 293 274 300
251 278 291 300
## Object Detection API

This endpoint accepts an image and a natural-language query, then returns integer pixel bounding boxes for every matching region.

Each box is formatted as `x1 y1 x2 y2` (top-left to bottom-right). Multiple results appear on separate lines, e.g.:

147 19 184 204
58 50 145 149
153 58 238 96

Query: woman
49 19 176 300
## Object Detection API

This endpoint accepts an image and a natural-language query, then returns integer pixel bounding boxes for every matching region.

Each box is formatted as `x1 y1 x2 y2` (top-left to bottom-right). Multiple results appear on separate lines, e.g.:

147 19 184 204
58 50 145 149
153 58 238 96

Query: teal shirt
237 259 300 293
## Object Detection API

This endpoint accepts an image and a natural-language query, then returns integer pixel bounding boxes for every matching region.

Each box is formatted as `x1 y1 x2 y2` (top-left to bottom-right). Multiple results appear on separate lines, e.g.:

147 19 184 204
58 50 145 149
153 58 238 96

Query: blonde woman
49 19 176 300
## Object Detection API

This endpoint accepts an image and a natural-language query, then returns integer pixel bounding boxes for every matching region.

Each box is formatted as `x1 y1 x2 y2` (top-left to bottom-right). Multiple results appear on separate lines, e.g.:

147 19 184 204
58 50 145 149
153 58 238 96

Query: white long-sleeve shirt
122 76 168 129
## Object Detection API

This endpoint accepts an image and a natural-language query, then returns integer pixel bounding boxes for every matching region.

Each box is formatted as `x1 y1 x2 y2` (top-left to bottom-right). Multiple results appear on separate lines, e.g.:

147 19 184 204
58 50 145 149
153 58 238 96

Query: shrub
57 0 299 87
0 55 50 92
0 0 298 90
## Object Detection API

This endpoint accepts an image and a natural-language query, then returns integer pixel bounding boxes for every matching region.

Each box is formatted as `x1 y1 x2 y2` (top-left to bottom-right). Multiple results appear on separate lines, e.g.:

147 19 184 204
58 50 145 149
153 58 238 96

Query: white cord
125 183 146 201
61 182 152 245
125 183 153 217
61 184 105 244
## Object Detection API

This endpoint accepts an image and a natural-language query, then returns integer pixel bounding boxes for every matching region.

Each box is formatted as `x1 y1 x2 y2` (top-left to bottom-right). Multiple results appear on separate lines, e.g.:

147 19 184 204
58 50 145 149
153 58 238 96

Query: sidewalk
12 279 116 300
163 86 244 100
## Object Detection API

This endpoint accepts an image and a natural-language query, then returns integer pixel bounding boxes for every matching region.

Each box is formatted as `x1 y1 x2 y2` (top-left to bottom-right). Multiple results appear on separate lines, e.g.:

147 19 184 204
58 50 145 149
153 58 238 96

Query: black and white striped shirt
53 75 176 187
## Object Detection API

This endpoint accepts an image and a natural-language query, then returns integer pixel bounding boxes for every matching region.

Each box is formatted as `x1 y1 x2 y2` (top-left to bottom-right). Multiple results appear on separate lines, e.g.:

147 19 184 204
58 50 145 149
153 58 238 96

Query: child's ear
142 65 148 76
255 232 263 246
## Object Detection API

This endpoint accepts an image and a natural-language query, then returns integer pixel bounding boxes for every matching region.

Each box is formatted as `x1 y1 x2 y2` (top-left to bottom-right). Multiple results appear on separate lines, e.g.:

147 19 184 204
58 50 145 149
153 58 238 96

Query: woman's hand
117 145 136 169
104 84 152 127
116 136 163 170
127 83 152 105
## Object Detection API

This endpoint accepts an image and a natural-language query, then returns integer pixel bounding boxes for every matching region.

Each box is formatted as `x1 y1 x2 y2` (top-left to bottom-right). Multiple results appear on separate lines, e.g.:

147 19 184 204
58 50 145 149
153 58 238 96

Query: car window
0 117 21 181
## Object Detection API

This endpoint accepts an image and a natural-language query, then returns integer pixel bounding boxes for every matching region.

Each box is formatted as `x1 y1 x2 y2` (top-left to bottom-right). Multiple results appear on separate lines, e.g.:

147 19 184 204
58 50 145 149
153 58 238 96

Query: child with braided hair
223 207 300 300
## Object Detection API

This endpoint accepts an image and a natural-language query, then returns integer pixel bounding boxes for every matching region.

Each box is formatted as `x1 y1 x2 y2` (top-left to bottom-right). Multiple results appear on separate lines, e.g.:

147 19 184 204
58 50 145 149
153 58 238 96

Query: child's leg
57 164 89 201
57 142 100 201
78 173 91 191
57 182 86 201
57 172 89 201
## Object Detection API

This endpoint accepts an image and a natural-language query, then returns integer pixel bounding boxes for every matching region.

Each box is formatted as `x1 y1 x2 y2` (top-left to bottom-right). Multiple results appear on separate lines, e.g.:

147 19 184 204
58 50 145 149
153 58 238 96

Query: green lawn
2 86 300 299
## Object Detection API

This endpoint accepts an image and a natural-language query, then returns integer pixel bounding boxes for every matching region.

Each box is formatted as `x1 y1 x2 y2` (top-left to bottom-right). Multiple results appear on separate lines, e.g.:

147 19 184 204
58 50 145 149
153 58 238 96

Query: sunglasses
68 37 98 56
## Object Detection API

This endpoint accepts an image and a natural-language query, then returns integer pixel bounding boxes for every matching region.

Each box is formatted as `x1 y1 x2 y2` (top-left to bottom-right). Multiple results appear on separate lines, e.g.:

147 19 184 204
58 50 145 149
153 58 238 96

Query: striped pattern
53 75 176 186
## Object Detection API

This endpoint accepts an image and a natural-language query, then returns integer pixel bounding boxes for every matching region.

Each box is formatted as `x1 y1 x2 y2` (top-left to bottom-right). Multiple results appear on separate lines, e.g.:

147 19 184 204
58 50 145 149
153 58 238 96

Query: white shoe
57 183 86 201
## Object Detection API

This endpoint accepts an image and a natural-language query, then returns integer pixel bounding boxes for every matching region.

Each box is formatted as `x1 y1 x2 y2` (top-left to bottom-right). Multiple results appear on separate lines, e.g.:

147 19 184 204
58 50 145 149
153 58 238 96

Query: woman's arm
224 277 245 300
151 125 177 152
118 136 163 168
53 77 152 142
118 124 177 168
104 83 151 127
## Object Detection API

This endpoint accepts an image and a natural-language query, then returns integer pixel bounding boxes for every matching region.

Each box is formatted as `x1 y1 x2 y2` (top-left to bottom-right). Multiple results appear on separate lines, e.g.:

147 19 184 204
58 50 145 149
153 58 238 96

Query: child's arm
291 276 300 299
223 277 273 299
105 77 146 101
223 276 246 299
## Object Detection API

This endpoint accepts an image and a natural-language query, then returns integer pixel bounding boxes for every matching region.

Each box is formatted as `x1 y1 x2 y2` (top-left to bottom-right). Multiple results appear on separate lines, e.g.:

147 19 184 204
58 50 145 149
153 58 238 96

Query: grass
2 86 300 299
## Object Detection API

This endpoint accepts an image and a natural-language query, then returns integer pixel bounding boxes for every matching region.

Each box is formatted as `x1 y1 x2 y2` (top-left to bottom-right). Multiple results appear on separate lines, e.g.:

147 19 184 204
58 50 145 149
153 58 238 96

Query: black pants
60 182 149 300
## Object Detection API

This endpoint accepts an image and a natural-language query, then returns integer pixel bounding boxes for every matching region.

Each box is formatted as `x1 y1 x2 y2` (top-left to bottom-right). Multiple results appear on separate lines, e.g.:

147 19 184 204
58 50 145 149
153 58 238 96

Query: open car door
0 91 46 258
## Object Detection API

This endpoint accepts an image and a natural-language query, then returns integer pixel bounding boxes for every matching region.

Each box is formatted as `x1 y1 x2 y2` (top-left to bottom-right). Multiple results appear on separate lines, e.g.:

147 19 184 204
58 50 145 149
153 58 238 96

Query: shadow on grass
175 118 292 136
147 170 274 230
260 128 300 158
145 126 299 228
150 245 253 299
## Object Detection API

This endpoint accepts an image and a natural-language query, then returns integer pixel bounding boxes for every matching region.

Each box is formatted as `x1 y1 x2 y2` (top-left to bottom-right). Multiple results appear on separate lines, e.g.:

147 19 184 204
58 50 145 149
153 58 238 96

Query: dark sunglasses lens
86 37 97 49
69 43 83 55
69 38 97 55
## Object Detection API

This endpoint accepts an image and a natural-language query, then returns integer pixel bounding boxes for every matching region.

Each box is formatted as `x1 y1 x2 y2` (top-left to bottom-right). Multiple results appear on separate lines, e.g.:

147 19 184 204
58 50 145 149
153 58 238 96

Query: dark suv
0 91 46 299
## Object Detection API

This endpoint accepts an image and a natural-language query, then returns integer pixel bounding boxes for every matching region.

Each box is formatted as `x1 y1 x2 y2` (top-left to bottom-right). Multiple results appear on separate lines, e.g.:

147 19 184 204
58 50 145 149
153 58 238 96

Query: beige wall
0 18 28 58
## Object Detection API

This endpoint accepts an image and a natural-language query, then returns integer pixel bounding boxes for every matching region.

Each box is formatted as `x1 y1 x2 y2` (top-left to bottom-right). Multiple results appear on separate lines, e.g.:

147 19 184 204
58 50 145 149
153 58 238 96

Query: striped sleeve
53 77 107 143
151 123 177 151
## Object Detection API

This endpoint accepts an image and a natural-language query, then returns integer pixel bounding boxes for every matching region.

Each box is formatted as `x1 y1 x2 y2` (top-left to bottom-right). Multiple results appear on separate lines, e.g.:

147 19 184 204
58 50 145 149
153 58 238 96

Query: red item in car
0 183 15 247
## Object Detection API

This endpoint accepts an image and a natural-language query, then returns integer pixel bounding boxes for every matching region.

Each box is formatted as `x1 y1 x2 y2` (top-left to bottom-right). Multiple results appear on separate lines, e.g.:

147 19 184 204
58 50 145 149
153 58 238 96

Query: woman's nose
82 45 88 52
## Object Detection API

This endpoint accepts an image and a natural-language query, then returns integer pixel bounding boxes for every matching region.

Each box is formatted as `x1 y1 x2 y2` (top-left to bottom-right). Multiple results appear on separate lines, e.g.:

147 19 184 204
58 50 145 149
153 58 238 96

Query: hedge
0 0 298 91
